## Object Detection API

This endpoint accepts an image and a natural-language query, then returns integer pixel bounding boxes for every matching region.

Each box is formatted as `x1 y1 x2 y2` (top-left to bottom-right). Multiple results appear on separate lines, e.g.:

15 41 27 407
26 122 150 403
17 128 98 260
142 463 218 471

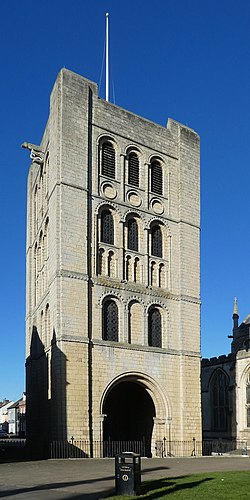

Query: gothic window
151 224 162 258
148 308 162 348
128 152 139 186
103 299 118 342
101 210 114 245
151 160 162 195
211 370 229 431
127 218 138 251
101 141 115 179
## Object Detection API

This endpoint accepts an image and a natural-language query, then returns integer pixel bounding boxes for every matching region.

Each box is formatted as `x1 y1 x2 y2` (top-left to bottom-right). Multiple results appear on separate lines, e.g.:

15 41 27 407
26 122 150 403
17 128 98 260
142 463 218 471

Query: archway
103 380 156 457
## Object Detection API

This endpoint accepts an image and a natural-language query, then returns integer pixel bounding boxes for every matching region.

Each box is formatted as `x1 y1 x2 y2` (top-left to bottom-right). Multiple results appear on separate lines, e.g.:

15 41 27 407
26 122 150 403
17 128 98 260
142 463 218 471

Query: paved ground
0 456 250 499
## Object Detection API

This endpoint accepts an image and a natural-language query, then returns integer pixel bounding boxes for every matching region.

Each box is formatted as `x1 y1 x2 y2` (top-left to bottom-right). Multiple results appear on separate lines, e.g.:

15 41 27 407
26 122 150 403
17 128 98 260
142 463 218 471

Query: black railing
202 439 248 456
50 438 146 459
0 438 26 460
50 438 249 459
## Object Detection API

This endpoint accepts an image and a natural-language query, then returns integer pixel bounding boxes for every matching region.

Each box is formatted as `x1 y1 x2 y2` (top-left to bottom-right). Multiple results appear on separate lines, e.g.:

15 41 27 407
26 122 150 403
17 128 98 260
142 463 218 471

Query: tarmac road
0 456 250 499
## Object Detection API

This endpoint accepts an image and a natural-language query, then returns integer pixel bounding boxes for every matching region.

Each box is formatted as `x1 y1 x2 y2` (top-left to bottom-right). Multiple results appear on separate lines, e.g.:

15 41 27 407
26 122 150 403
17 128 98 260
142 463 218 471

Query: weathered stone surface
25 68 201 458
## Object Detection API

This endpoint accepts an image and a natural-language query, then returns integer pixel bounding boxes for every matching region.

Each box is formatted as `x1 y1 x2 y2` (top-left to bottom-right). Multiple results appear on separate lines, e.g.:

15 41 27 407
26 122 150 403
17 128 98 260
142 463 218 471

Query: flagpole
105 12 109 102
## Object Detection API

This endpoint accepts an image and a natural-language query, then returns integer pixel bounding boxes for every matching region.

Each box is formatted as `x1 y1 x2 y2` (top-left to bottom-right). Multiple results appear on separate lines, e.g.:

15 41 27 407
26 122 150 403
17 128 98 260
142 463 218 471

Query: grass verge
107 471 250 499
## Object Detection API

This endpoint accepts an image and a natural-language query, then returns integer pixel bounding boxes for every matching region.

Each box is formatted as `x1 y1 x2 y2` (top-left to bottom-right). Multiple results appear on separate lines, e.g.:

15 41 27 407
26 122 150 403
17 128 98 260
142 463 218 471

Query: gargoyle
22 142 45 165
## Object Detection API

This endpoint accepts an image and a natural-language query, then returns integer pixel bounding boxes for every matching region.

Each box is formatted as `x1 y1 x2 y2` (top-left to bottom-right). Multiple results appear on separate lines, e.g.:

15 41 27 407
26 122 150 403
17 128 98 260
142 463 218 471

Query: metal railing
50 437 249 459
202 439 248 456
0 438 26 460
50 438 146 459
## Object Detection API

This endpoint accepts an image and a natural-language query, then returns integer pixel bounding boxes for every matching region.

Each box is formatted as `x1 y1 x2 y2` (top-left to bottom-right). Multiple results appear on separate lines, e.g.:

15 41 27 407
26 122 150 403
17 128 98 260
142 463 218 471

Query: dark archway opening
103 381 155 457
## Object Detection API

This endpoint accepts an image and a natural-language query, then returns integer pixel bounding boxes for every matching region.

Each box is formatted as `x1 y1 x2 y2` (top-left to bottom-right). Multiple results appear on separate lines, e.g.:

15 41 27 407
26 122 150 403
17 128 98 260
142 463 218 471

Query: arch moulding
100 371 171 422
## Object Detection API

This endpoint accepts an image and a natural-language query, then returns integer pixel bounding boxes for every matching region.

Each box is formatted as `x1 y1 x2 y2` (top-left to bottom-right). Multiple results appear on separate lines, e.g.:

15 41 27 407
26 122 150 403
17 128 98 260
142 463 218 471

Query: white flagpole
105 12 109 102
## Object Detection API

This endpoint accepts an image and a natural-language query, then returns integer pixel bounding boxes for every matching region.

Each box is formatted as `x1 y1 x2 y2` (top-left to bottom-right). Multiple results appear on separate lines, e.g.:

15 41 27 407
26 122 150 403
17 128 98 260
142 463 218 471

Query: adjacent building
202 299 250 449
24 69 201 458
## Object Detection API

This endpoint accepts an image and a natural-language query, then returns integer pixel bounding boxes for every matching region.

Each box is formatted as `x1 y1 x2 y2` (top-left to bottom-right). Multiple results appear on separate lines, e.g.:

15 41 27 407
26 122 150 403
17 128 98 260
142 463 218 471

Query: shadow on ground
0 478 114 499
138 475 213 499
104 475 214 499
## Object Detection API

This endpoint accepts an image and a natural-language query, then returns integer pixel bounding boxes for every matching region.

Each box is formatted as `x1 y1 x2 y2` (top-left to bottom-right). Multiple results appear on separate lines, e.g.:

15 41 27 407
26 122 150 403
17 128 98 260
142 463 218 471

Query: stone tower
25 69 201 458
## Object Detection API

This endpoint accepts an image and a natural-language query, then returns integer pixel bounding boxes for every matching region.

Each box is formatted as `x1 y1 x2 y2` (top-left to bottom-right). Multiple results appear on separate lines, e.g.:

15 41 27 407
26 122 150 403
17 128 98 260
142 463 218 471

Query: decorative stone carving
22 142 45 165
127 190 141 207
101 182 117 200
151 199 164 215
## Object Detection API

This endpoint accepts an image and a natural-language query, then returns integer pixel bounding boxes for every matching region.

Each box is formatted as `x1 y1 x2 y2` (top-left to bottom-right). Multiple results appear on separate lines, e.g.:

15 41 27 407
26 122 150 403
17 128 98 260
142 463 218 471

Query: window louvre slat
102 142 115 178
128 152 139 186
151 161 162 195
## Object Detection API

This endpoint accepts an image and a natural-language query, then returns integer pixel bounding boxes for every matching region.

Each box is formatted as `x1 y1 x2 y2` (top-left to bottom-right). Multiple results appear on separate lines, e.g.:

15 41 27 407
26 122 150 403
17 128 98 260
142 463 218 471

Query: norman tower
25 69 201 458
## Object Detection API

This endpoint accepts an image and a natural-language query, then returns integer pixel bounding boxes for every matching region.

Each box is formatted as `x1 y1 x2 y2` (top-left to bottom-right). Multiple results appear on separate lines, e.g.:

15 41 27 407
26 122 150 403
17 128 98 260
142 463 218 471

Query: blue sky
1 0 250 401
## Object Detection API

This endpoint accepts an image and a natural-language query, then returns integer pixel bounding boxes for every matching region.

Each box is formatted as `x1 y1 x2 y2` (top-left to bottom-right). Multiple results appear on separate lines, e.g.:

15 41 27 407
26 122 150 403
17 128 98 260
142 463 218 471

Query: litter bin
115 452 141 496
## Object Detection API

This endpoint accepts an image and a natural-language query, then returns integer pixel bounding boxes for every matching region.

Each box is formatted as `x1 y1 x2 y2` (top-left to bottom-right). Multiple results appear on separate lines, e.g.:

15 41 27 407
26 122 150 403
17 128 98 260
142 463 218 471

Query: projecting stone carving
22 142 45 165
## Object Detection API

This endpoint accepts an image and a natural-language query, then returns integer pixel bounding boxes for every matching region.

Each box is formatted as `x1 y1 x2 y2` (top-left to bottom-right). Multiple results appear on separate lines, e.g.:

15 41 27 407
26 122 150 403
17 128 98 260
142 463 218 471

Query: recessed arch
101 371 170 457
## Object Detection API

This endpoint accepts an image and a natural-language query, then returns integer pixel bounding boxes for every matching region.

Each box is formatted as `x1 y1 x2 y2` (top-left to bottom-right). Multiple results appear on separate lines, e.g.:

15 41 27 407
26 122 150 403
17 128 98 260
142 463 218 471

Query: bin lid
116 451 140 458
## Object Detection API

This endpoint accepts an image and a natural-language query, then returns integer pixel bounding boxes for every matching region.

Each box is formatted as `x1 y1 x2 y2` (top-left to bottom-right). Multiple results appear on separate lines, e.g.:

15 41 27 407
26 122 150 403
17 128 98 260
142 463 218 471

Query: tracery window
151 160 162 195
127 218 138 251
148 308 162 348
212 370 229 431
101 141 115 179
102 299 118 342
128 152 139 186
101 210 114 245
151 225 162 258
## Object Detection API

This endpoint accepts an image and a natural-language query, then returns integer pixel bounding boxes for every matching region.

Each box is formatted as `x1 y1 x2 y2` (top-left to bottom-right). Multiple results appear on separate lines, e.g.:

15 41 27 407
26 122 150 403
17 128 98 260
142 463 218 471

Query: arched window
148 308 162 348
101 210 114 245
151 261 157 287
98 248 105 275
103 299 118 341
151 160 162 195
127 218 138 251
101 141 115 179
107 250 115 278
211 370 229 431
159 263 165 288
126 255 132 282
128 152 139 186
151 225 162 258
134 257 140 283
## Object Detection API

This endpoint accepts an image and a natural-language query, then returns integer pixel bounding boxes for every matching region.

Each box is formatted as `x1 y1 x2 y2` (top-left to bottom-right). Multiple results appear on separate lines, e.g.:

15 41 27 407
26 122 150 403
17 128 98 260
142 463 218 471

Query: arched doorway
103 380 156 457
